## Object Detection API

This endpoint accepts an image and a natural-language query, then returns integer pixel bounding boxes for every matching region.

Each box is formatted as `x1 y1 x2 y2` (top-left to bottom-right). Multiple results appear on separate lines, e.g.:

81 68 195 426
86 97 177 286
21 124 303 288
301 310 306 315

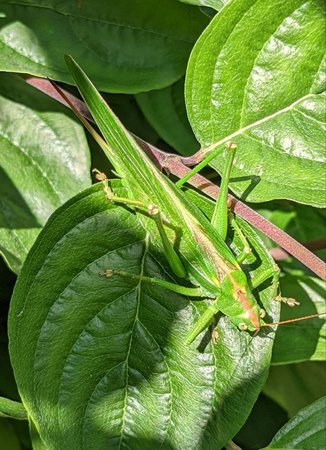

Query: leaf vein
239 1 312 127
119 233 149 449
0 131 62 204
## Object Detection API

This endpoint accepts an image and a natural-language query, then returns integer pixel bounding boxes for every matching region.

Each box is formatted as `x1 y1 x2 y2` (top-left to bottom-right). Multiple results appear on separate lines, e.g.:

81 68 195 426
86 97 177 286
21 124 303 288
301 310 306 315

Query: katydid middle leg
176 141 231 188
101 265 219 345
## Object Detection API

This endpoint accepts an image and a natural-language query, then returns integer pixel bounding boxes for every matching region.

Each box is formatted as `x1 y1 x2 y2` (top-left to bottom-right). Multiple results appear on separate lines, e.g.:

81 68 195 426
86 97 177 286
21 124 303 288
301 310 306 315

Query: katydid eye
260 309 266 318
238 323 247 331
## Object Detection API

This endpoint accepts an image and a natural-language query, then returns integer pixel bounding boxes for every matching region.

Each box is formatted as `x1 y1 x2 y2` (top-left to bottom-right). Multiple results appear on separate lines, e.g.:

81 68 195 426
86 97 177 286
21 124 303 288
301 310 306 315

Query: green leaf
135 78 200 156
179 0 228 11
256 203 326 260
265 396 326 449
0 73 91 273
9 182 279 449
264 361 326 417
185 0 326 206
0 0 208 93
272 267 326 364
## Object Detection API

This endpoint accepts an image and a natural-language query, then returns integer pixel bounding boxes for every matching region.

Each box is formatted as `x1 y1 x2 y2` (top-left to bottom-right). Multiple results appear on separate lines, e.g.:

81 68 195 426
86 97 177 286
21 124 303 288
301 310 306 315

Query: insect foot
259 309 266 318
226 141 237 151
99 269 114 278
148 204 159 216
275 295 300 307
92 168 108 182
211 328 219 344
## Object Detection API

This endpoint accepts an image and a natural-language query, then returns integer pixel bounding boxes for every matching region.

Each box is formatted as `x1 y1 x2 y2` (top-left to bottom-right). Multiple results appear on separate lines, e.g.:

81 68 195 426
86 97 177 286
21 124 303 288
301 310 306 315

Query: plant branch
270 239 326 262
23 76 326 281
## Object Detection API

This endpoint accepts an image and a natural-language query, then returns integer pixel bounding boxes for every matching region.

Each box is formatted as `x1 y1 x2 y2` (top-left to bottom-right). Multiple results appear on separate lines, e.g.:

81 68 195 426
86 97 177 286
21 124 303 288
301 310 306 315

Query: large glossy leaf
9 181 279 449
135 78 200 156
0 73 91 273
185 0 326 206
265 396 326 449
264 361 326 417
0 0 208 93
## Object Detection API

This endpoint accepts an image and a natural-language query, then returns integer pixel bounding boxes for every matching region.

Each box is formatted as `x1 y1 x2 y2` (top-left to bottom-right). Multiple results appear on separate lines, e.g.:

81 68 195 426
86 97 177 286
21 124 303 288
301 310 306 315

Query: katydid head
227 303 263 333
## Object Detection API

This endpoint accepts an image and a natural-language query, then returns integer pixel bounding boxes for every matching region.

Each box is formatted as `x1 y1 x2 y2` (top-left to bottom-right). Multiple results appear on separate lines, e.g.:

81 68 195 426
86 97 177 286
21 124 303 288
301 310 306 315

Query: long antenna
263 312 326 327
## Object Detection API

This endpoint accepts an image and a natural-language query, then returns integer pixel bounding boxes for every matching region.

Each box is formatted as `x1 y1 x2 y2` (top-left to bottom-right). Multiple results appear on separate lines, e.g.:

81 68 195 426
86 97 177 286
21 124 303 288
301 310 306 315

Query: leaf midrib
200 93 320 155
1 0 195 44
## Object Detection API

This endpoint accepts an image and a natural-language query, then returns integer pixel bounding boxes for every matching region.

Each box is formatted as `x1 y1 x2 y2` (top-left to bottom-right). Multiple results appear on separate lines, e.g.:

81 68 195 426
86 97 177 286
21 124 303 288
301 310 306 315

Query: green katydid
56 56 323 345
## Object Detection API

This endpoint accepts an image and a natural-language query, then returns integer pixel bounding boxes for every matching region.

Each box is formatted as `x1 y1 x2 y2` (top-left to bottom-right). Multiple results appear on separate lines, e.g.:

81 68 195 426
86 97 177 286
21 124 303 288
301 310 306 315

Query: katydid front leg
99 177 187 278
177 142 237 241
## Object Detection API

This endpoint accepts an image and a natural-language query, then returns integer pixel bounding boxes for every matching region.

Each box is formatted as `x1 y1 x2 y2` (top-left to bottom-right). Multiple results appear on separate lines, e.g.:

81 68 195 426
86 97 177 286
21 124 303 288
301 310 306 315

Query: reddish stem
24 76 326 281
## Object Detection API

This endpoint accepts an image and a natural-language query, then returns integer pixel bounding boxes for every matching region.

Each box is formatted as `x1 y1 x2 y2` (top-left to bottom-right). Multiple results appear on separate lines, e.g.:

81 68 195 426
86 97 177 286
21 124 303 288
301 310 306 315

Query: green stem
0 397 28 420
